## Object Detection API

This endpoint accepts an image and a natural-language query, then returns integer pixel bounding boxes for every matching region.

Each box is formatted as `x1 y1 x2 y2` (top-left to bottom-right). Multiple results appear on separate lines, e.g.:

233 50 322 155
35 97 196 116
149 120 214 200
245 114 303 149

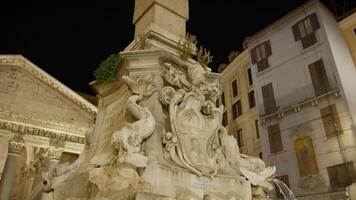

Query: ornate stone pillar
41 146 62 200
0 138 25 200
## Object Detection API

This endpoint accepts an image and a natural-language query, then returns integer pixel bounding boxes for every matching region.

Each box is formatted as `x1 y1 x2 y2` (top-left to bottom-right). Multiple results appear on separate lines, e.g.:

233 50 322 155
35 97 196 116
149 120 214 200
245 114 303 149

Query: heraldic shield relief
160 62 223 177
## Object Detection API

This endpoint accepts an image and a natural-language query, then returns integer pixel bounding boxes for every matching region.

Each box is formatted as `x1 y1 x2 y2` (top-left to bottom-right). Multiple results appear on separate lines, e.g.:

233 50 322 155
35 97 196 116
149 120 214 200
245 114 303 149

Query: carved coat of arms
161 63 222 177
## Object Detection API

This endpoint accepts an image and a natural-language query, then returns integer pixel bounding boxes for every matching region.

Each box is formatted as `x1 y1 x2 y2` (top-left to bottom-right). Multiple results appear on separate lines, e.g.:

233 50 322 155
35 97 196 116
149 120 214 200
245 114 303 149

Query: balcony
259 73 340 122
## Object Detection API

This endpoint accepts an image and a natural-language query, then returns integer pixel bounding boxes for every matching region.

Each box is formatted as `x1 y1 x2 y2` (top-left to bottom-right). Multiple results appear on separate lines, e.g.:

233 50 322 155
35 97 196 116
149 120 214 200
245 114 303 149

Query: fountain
272 178 297 200
34 0 280 199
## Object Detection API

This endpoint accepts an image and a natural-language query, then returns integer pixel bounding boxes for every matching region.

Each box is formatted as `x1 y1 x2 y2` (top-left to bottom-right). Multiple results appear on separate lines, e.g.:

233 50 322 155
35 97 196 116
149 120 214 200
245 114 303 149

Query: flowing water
273 178 297 200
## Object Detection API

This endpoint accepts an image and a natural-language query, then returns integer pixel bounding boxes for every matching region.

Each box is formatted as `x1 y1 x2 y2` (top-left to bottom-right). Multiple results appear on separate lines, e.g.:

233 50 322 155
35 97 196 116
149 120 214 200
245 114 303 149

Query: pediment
0 55 97 135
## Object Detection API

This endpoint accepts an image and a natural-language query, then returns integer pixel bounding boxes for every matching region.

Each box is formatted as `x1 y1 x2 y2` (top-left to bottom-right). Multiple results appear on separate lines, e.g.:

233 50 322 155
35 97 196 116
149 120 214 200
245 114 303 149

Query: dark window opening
248 90 256 108
255 120 260 139
232 100 242 119
247 68 253 85
235 129 243 148
327 162 356 189
232 79 238 97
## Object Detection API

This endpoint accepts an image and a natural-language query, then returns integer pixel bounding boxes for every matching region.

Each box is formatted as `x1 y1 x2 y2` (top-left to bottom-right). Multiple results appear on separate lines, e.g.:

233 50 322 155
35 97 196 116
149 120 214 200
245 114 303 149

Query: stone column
41 146 62 200
0 139 25 200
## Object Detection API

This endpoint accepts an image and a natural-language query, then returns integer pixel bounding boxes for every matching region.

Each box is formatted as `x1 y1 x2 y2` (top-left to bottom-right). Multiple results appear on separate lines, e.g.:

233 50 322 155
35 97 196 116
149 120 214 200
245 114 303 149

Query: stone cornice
0 119 86 144
0 55 97 116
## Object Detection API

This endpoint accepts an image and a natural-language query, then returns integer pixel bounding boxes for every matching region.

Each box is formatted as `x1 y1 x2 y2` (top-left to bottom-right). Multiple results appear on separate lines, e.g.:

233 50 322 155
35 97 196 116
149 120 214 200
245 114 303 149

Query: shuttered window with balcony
268 124 283 153
309 59 331 96
292 13 320 49
250 40 272 72
262 83 277 115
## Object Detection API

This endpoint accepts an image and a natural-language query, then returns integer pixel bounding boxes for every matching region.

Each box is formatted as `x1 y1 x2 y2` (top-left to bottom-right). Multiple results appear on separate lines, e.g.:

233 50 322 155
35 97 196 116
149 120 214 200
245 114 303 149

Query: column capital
47 146 63 161
8 140 24 154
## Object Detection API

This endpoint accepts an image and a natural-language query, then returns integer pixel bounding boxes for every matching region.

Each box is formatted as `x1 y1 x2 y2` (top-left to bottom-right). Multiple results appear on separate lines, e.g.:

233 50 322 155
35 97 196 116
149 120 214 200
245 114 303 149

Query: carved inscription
0 120 85 144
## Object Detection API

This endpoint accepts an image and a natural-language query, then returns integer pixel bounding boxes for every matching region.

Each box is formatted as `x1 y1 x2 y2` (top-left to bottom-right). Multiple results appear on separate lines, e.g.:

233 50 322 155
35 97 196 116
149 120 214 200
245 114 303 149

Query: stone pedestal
137 163 252 200
0 139 24 200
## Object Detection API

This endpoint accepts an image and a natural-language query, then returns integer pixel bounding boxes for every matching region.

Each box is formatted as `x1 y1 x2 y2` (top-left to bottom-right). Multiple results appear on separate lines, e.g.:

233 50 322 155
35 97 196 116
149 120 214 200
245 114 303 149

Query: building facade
0 55 97 199
247 1 356 199
339 11 356 67
218 50 261 158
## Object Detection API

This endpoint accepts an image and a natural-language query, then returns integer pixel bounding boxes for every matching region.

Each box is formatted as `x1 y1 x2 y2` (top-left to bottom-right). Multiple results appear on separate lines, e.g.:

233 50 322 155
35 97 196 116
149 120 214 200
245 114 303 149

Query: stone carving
43 51 276 199
8 139 25 154
47 146 64 161
218 126 275 192
111 74 157 167
160 62 222 177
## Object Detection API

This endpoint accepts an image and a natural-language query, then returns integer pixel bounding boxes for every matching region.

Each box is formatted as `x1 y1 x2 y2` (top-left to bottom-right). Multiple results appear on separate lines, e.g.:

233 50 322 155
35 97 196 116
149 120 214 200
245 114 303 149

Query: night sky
1 0 353 94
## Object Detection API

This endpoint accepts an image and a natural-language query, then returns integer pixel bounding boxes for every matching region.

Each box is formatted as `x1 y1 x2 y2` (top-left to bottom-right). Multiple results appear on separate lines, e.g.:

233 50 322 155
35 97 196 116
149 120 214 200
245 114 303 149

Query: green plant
196 46 213 66
93 53 119 83
178 33 197 61
177 33 213 66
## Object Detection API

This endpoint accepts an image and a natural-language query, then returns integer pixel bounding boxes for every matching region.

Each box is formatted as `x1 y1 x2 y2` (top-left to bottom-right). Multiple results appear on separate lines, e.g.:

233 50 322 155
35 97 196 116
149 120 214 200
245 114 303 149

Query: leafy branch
178 33 213 66
93 53 120 83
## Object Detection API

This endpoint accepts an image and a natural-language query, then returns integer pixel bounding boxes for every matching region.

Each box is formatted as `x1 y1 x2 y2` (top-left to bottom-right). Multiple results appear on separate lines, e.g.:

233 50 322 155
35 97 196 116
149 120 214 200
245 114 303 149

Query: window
235 129 243 148
327 162 356 189
216 98 220 107
250 40 272 72
261 83 277 115
247 68 253 85
268 124 283 153
222 112 228 126
292 13 320 49
248 90 256 108
255 120 260 139
221 92 226 106
232 79 238 97
320 105 342 138
309 59 331 96
259 152 263 159
232 100 242 119
275 175 290 199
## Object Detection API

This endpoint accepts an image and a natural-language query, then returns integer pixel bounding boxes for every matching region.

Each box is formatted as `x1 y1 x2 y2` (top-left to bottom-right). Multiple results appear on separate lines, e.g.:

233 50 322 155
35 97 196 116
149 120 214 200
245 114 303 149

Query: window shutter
309 13 320 31
262 83 277 114
268 124 283 153
265 40 272 56
301 32 317 49
250 48 257 64
321 105 342 138
257 58 269 72
292 23 301 41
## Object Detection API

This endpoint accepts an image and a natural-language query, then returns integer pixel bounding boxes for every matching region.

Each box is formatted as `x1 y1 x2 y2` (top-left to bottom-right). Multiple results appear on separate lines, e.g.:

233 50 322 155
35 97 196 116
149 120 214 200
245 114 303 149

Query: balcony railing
259 73 340 120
